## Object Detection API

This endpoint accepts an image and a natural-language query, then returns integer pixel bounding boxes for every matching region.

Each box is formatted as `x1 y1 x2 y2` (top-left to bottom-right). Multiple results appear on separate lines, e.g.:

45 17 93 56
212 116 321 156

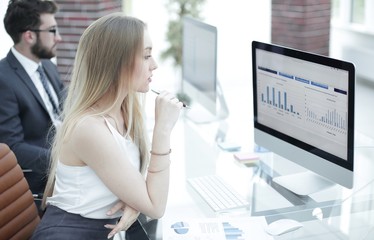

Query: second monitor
182 16 228 124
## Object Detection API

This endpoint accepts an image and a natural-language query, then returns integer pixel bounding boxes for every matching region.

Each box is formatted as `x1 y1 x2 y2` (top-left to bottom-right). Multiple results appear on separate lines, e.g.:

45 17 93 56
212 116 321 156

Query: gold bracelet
150 149 172 156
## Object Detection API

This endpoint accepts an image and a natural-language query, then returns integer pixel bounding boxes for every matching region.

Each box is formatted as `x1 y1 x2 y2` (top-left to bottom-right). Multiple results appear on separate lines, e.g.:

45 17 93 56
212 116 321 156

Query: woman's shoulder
66 115 117 166
71 115 109 140
76 114 104 128
78 114 104 125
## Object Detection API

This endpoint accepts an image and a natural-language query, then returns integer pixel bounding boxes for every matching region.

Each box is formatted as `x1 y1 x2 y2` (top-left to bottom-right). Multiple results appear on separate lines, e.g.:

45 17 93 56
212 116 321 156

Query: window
352 0 365 24
332 0 374 32
331 0 341 20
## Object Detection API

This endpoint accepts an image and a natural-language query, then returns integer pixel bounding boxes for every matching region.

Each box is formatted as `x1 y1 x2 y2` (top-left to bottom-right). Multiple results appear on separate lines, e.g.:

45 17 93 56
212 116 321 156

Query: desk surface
137 117 374 240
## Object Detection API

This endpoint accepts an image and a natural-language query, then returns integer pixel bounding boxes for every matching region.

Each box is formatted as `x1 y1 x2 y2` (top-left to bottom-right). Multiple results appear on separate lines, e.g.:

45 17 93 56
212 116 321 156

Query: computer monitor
182 16 228 123
252 41 355 196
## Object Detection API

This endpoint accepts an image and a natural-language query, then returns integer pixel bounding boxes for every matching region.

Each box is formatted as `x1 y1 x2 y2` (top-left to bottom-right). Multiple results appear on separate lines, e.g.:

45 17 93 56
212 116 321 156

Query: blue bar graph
261 86 299 115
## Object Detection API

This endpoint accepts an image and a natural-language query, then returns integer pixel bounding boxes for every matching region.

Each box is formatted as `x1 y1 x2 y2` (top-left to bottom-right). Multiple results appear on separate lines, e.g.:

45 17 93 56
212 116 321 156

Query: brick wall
271 0 331 56
55 1 122 84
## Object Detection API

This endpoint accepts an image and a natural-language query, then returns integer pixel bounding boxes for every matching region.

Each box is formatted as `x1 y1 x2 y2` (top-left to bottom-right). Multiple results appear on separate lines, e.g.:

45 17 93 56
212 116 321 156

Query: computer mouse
265 218 303 236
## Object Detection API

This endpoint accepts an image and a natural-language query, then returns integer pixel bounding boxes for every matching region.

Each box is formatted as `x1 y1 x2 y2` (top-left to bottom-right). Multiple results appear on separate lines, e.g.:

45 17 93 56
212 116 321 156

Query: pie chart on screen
171 221 190 234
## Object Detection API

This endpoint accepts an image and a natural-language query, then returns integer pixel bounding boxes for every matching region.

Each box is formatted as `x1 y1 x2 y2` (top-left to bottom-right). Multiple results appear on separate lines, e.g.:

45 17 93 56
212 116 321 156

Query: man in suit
0 0 65 198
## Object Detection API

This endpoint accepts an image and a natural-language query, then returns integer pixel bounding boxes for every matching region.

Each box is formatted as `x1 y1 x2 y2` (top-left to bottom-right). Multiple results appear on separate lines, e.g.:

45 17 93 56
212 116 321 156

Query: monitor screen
182 16 218 123
252 41 355 195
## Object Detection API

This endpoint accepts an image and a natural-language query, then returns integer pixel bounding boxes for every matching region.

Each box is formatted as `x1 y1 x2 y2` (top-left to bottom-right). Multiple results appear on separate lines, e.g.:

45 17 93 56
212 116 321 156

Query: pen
151 89 190 108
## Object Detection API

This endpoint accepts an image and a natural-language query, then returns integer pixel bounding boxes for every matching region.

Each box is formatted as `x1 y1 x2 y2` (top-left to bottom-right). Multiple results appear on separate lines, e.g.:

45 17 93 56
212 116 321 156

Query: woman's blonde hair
43 13 150 207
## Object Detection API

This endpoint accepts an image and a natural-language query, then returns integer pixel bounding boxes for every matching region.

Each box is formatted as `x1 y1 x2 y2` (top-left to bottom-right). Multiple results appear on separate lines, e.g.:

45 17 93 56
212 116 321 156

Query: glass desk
136 119 374 240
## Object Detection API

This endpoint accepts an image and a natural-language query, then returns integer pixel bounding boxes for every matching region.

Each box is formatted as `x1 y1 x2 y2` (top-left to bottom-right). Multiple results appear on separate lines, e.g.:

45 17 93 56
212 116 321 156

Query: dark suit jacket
0 50 65 194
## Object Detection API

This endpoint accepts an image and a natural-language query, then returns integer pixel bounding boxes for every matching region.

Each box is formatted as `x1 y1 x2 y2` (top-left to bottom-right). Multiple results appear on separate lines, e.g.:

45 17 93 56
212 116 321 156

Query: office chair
0 143 40 240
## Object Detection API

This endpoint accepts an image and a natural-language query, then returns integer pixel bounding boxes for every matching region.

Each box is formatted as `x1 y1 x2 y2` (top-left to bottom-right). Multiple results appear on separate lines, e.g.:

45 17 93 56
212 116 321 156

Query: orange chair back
0 143 40 240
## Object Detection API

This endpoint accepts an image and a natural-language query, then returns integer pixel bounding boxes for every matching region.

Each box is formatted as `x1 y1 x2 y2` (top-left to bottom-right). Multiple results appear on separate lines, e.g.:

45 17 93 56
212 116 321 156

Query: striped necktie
37 65 60 116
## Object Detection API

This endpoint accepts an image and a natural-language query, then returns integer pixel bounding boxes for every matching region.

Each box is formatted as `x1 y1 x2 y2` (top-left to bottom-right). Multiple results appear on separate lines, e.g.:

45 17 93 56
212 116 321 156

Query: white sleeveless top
47 117 140 219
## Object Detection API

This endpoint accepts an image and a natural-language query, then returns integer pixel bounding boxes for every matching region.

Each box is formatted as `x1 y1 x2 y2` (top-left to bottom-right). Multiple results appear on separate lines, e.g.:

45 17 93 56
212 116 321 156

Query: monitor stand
185 81 229 124
273 171 336 196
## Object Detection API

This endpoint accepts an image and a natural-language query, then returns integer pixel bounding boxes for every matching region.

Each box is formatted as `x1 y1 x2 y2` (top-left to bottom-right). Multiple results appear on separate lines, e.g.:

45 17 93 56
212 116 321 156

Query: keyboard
187 175 250 212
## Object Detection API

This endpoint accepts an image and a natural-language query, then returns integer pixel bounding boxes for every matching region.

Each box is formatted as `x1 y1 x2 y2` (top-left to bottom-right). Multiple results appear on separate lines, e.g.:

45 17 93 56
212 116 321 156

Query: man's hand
105 201 140 239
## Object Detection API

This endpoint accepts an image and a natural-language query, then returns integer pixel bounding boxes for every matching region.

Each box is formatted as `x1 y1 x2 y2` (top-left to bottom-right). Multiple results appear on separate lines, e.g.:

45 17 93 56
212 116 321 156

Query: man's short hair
4 0 58 44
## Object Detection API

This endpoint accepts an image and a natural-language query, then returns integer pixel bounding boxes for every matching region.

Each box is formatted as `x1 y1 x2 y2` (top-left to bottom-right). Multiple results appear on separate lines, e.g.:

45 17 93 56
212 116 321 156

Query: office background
0 0 373 189
1 0 373 85
1 1 374 238
1 0 374 206
0 0 374 92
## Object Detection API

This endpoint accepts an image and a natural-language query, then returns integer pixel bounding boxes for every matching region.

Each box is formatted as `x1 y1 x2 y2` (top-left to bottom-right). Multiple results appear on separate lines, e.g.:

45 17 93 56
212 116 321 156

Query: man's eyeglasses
29 28 59 36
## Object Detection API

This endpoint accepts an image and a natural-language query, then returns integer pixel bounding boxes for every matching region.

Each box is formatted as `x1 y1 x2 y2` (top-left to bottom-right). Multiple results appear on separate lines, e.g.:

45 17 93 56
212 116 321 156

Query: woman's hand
154 91 183 134
105 202 140 239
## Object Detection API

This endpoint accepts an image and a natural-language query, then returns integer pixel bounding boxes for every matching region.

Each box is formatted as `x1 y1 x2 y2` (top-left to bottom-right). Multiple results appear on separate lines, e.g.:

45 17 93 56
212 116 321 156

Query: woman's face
133 29 158 93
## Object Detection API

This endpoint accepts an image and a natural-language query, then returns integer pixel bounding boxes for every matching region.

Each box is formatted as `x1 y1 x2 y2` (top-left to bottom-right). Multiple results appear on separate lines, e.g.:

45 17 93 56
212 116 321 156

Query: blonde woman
31 13 182 239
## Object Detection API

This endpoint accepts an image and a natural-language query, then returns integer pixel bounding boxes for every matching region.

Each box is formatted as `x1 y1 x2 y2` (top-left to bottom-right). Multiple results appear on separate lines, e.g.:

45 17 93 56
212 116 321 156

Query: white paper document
162 216 274 240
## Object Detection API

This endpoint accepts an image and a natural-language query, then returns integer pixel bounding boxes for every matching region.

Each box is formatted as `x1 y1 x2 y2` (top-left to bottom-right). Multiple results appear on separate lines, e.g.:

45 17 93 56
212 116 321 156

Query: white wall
0 1 13 59
329 0 374 81
330 26 374 81
130 0 272 91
